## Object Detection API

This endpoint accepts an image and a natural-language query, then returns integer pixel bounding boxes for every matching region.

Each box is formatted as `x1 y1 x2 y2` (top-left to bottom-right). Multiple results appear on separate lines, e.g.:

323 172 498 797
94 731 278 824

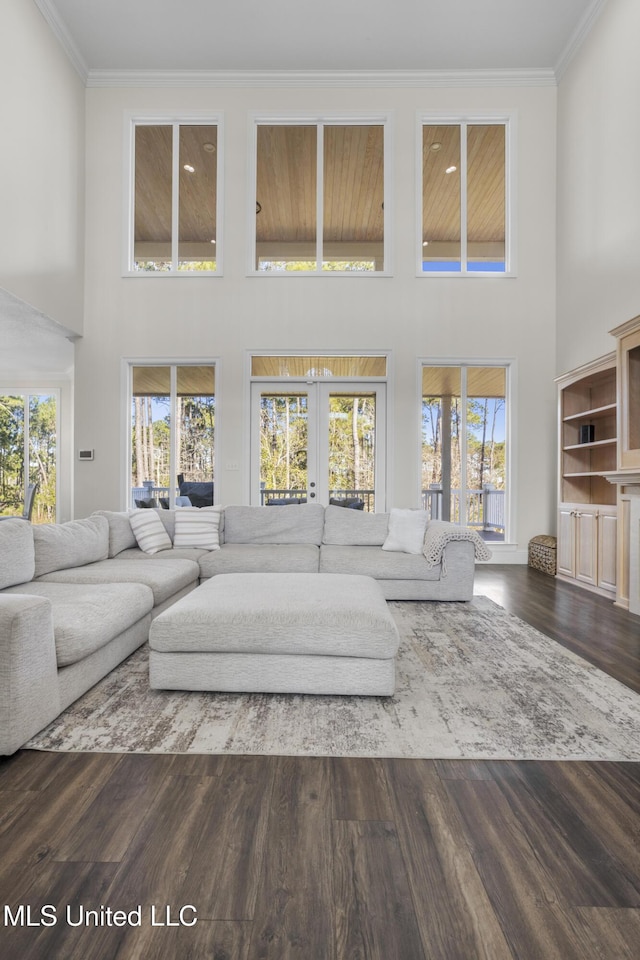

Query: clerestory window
251 118 389 275
126 118 222 275
419 116 514 276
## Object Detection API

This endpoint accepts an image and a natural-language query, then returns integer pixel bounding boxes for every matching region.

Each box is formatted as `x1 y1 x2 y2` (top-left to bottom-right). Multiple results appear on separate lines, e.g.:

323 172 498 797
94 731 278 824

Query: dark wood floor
1 567 639 960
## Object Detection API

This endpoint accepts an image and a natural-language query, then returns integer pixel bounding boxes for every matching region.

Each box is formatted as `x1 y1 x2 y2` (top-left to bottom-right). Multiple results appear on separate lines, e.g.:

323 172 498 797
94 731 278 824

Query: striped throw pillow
173 506 222 550
129 510 173 554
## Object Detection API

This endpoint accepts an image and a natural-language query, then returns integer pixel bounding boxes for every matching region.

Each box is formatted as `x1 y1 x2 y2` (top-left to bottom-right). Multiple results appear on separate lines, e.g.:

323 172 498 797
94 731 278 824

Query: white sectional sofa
96 503 480 601
1 503 485 754
0 515 199 755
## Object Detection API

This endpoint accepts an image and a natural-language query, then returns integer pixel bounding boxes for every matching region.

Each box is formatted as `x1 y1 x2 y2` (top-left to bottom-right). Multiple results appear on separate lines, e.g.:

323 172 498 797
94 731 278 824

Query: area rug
26 597 640 760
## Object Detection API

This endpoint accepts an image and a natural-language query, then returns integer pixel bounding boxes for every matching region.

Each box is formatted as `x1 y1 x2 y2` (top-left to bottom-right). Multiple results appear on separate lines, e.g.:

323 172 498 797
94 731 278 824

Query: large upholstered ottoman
148 572 400 696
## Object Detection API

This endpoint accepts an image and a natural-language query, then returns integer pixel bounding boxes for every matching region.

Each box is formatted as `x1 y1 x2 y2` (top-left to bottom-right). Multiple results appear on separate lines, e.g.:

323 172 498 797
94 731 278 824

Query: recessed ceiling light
430 142 442 152
183 164 195 173
203 142 216 153
210 239 216 244
423 241 429 247
445 165 457 174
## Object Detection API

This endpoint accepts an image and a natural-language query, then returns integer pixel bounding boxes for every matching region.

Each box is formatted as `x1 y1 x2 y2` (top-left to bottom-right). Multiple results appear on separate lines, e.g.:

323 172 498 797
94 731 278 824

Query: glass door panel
131 366 171 504
176 365 215 502
28 395 57 523
466 367 506 540
325 391 378 511
0 395 25 518
254 387 313 504
421 367 461 522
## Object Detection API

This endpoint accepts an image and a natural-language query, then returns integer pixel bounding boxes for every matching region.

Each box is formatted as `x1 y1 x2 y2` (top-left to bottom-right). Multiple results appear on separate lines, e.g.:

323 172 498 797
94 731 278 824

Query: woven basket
528 535 557 575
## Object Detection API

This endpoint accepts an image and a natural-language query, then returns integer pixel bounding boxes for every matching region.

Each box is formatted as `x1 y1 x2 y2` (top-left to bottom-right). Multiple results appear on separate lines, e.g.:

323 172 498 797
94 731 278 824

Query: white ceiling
39 0 605 78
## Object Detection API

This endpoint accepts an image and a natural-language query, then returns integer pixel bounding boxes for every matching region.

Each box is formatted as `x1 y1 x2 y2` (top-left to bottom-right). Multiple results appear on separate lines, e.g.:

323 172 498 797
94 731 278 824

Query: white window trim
122 111 224 277
247 112 393 277
416 357 517 552
121 357 220 510
416 110 517 279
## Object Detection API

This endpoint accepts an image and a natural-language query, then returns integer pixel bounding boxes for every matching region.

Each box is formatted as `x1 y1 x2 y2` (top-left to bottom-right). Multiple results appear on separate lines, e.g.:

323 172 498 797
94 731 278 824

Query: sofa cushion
92 510 137 557
33 516 109 578
199 543 320 578
36 557 199 606
0 518 35 588
2 581 154 667
173 506 222 550
129 510 173 554
322 504 389 546
319 544 442 581
114 546 208 563
224 503 325 545
382 508 429 554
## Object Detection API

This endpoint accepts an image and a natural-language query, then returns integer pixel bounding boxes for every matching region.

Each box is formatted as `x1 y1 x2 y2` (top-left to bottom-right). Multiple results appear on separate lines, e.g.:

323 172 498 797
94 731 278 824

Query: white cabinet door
557 507 576 578
574 509 598 587
597 509 617 594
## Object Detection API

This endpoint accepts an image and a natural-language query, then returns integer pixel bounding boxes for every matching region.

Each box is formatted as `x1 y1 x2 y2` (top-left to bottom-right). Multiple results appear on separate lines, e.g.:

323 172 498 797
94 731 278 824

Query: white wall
0 1 83 524
0 0 85 335
557 0 640 374
75 81 558 556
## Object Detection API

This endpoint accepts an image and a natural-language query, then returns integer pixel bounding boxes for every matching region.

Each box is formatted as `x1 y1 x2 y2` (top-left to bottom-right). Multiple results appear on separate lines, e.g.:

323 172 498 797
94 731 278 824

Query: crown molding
86 67 557 89
33 0 88 81
555 0 608 82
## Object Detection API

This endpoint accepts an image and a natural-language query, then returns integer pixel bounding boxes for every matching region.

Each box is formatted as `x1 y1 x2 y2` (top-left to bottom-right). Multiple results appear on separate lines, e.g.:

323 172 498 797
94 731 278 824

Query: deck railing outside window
422 485 505 534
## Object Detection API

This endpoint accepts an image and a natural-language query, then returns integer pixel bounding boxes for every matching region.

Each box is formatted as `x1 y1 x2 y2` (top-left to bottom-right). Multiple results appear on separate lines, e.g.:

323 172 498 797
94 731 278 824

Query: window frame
122 358 219 510
0 388 60 523
416 111 517 278
123 112 224 277
248 349 391 509
417 357 516 548
248 113 393 277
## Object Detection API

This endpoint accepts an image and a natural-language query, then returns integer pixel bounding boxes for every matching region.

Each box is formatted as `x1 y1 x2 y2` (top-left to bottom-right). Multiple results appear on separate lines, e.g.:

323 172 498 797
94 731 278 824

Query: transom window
252 119 388 274
419 117 512 276
127 118 222 275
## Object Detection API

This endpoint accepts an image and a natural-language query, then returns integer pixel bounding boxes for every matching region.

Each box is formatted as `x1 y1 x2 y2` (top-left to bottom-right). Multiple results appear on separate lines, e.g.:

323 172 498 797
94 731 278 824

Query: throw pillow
381 508 429 554
173 506 222 550
129 509 173 554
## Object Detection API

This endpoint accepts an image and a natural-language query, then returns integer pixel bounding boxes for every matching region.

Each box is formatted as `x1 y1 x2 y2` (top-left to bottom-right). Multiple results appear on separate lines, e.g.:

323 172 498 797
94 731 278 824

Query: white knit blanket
422 520 493 572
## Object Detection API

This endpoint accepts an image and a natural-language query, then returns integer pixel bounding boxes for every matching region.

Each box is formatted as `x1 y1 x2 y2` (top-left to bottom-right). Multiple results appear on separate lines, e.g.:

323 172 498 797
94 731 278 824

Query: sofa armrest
440 539 476 599
0 594 61 755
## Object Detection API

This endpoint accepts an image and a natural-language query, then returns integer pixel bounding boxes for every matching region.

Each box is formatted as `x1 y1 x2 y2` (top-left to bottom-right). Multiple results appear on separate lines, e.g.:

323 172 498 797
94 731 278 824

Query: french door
251 381 385 511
